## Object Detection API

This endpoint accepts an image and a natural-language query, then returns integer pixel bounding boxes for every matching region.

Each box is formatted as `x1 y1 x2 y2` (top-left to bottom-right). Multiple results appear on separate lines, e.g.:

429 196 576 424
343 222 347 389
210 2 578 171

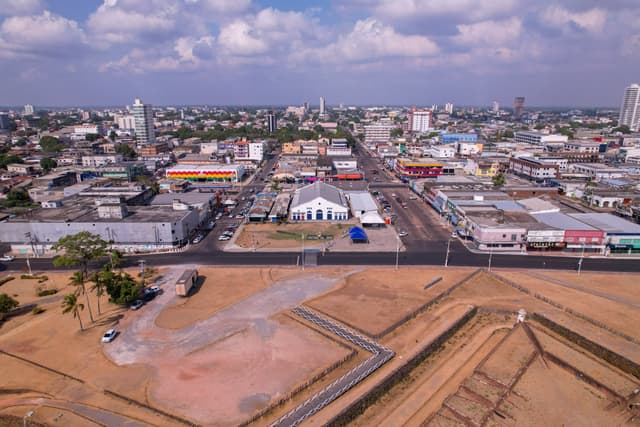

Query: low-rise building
165 164 245 183
82 154 123 167
289 181 349 221
509 157 559 181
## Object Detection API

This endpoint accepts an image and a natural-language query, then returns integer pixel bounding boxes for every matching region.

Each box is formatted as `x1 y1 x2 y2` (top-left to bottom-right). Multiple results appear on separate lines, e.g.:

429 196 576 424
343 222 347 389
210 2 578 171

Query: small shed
348 226 369 243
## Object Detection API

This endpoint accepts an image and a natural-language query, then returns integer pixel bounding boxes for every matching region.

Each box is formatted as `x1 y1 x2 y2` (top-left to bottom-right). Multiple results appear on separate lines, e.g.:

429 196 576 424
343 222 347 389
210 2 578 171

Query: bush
21 274 37 279
0 276 15 286
32 306 45 315
37 289 57 297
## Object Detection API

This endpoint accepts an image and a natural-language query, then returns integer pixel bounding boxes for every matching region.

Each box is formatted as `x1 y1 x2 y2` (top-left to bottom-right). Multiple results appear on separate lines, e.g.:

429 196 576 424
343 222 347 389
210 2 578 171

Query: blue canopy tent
349 226 369 244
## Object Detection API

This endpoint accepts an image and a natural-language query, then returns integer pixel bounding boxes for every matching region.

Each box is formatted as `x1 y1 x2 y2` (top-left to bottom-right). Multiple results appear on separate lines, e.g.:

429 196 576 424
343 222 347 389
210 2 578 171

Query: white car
102 329 117 343
451 232 458 239
398 231 409 237
218 235 231 241
0 255 15 262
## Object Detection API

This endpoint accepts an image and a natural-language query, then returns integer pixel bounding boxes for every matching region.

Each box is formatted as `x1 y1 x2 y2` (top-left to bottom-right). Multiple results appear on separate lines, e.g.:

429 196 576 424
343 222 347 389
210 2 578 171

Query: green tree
68 271 94 322
109 131 117 141
390 128 404 138
52 232 109 322
40 157 57 172
0 293 19 316
502 130 514 138
89 269 107 315
1 188 33 208
0 154 24 169
115 143 137 159
39 136 64 153
103 270 142 305
85 133 101 142
614 125 631 134
61 293 85 331
492 172 506 188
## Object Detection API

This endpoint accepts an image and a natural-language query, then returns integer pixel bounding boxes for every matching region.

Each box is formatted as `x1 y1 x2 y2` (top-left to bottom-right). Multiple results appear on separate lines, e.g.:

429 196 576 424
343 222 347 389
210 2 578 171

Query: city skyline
1 1 639 106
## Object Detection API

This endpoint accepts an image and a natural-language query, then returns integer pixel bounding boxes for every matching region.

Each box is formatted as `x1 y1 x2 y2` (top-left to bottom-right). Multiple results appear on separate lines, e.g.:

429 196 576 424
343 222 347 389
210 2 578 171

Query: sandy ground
307 267 472 336
501 359 629 426
2 266 640 427
104 266 353 425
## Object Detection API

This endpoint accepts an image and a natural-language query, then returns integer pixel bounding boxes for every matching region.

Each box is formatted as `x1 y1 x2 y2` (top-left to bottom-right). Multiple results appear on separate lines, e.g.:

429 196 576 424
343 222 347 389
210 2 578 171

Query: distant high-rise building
319 97 325 115
23 104 34 116
0 113 10 130
408 109 433 133
619 84 640 132
132 98 155 144
303 101 309 112
81 110 91 121
444 103 454 114
267 111 277 133
514 97 525 118
492 101 500 113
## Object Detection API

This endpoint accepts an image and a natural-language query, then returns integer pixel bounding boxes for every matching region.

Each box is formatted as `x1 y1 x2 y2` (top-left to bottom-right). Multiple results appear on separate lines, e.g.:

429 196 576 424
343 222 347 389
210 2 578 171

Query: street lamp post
488 246 493 272
578 243 585 275
444 238 451 267
301 233 305 271
395 236 400 271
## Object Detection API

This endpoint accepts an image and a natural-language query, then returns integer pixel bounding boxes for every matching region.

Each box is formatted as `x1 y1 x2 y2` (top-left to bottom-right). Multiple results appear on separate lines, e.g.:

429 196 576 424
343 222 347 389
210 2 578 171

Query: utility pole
395 236 400 271
301 233 305 271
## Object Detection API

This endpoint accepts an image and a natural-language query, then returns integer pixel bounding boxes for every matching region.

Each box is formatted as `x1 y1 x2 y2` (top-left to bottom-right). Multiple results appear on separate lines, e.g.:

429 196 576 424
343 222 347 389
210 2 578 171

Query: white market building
290 181 349 221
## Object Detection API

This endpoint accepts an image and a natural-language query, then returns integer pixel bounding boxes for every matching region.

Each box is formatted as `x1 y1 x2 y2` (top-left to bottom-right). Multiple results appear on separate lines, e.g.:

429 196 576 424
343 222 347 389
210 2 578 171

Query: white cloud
372 0 518 22
218 8 323 59
453 17 522 46
87 0 180 45
186 0 252 15
542 6 606 34
0 0 45 16
0 11 86 58
218 20 269 56
294 18 438 64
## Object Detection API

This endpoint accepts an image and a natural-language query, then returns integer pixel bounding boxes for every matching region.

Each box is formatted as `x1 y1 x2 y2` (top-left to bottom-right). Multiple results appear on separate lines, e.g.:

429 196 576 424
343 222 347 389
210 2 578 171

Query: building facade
289 181 349 221
509 157 559 180
132 98 155 144
408 109 432 133
395 158 443 178
619 83 640 132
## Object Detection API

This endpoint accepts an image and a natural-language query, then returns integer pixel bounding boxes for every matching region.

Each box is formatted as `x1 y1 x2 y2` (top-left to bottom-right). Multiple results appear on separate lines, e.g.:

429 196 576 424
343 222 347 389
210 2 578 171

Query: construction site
0 266 639 426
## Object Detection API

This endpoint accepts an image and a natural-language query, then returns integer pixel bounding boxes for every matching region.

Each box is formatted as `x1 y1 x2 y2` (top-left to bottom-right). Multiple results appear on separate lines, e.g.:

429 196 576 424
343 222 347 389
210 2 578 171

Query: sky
1 0 639 107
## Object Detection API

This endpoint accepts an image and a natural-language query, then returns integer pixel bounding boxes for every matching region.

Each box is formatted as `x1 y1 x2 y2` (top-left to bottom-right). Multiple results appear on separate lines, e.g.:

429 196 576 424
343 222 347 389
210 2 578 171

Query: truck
175 269 198 297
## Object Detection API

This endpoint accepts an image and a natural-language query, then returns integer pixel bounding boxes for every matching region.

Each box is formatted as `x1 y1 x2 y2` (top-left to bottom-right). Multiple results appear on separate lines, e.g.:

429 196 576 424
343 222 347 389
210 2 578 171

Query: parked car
102 329 118 343
191 234 204 244
409 195 418 200
0 255 15 262
218 235 231 241
451 232 458 239
149 285 162 294
130 300 144 311
398 231 409 237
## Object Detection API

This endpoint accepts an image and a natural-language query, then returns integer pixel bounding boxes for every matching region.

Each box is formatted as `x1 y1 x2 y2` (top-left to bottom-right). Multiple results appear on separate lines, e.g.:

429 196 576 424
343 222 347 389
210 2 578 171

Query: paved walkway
271 306 394 427
105 267 341 366
0 397 147 427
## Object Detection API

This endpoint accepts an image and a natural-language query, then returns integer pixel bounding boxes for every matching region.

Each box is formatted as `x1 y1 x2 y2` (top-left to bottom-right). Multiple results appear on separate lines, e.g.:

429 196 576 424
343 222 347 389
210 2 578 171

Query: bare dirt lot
2 266 640 427
307 267 473 336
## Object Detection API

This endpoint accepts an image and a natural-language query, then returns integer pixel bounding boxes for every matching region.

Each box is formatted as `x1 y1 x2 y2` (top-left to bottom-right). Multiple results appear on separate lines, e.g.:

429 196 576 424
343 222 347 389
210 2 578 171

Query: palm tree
69 271 94 323
89 271 105 315
61 293 85 331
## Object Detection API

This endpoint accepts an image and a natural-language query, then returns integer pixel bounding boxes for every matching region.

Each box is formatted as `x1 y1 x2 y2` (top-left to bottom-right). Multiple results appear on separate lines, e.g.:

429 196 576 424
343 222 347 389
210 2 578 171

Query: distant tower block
514 97 525 118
